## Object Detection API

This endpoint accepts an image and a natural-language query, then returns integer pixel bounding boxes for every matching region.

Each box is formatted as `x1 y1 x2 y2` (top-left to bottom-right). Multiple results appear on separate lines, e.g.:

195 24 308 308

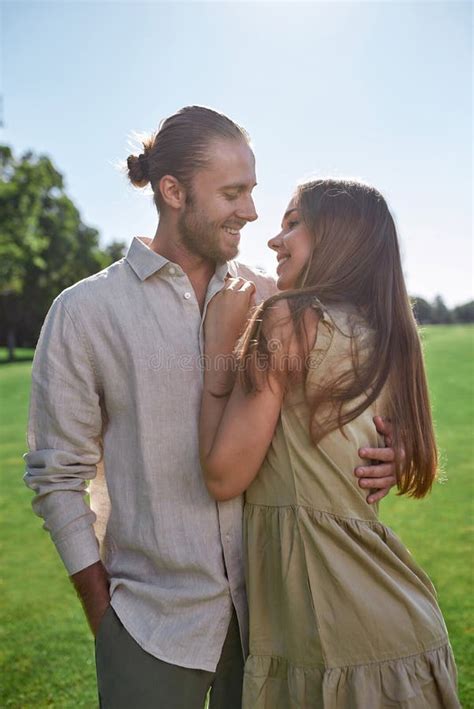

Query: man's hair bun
127 152 150 188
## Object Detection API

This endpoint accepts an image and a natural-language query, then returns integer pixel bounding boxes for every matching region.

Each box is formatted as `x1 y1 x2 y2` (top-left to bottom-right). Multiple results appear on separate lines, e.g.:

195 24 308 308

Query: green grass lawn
0 347 35 363
1 325 473 707
379 325 474 705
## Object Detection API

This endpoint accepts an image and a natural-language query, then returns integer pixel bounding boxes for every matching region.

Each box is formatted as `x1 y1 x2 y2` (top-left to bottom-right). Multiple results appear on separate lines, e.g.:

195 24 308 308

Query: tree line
412 295 473 325
1 146 472 361
0 146 125 360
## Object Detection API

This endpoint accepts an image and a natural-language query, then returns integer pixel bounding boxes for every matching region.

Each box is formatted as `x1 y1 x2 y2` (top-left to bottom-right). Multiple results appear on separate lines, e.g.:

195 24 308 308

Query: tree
431 295 452 325
0 146 125 359
452 300 474 323
104 241 127 263
411 296 433 324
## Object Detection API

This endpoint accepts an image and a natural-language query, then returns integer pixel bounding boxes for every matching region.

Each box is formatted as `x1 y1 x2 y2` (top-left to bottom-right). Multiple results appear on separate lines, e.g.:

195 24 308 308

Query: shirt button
168 266 176 275
184 292 192 300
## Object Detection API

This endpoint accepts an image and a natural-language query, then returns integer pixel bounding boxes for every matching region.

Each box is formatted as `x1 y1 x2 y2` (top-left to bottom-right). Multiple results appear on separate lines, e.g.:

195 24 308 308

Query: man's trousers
95 605 244 708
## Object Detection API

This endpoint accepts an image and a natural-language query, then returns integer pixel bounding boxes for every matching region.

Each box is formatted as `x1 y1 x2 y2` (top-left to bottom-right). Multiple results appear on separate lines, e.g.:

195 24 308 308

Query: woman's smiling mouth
277 255 290 273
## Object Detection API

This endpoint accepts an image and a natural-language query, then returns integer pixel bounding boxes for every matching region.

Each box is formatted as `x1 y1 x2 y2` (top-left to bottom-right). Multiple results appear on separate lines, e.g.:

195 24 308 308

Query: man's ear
158 175 186 210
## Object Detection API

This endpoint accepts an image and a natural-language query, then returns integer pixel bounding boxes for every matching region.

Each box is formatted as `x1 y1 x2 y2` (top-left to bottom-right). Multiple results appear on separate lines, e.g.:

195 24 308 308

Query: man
24 106 396 708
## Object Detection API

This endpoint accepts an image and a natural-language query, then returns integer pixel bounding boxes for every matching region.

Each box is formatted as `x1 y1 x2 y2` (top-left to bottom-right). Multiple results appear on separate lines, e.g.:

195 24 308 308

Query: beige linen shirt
24 236 277 672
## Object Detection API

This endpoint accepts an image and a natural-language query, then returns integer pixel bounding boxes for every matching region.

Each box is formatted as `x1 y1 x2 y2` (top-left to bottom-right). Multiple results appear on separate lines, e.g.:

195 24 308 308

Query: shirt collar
126 237 170 281
217 259 238 282
126 236 238 283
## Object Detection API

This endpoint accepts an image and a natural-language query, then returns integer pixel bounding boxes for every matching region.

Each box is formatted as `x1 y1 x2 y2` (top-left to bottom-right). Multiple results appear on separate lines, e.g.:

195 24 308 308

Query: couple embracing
24 106 459 708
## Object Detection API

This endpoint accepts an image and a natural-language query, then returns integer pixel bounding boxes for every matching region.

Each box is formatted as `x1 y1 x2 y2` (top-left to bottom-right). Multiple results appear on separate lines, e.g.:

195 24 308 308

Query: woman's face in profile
268 199 313 290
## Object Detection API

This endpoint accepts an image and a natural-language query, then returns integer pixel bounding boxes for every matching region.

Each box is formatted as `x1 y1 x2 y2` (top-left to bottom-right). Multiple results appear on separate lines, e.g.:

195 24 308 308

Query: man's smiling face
178 138 258 264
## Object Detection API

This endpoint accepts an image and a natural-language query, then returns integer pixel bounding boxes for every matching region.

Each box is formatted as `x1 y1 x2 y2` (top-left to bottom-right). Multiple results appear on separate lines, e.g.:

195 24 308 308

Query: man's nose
237 195 258 223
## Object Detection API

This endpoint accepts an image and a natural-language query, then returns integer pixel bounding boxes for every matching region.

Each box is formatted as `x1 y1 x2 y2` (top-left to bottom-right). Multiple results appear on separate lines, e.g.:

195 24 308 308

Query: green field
1 327 473 707
0 348 35 363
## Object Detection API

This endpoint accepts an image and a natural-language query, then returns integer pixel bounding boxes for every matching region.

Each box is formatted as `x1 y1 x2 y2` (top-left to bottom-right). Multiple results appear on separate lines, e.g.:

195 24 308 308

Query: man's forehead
203 138 256 181
207 136 255 159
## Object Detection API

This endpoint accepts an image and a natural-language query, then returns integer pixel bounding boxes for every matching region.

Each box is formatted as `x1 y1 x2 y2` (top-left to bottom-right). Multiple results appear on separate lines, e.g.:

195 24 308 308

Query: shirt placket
164 265 247 652
165 264 204 349
198 275 226 355
150 262 242 662
199 274 247 644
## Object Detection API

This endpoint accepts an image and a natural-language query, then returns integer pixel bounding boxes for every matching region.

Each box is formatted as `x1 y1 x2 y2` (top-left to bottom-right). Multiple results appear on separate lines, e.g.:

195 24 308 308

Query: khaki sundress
242 302 459 708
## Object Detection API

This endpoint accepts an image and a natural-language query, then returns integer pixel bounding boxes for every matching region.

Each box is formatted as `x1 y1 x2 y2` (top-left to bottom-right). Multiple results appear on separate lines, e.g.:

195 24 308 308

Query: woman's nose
268 232 282 251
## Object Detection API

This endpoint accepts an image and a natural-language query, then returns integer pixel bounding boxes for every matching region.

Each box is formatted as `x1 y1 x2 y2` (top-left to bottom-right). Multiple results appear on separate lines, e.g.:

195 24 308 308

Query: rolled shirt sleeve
24 295 103 575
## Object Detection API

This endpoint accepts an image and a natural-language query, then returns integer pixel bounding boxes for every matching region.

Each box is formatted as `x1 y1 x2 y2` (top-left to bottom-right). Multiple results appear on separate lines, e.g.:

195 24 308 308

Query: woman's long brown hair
239 179 437 498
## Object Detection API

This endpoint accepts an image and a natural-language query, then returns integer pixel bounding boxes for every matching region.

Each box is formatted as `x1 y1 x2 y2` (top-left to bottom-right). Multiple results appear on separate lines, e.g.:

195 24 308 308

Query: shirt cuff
54 525 102 576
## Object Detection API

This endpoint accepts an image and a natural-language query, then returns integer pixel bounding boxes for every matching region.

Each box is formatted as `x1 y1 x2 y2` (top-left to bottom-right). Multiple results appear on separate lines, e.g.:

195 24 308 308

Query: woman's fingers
223 277 244 290
222 278 256 302
240 280 256 293
224 277 255 289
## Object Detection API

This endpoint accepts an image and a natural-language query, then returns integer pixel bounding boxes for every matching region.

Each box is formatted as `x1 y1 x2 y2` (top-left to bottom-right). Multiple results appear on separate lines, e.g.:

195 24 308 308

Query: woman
199 179 459 708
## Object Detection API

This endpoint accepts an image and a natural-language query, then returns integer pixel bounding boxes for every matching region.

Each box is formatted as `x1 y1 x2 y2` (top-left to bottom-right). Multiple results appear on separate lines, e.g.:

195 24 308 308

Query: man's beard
178 201 238 265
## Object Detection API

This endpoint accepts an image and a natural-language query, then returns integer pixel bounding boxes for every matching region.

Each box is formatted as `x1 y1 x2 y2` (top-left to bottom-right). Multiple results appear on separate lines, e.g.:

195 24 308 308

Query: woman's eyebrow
281 207 298 227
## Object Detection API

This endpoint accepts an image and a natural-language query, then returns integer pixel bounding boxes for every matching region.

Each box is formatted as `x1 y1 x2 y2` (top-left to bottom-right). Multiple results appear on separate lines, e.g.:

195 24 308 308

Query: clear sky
2 0 472 306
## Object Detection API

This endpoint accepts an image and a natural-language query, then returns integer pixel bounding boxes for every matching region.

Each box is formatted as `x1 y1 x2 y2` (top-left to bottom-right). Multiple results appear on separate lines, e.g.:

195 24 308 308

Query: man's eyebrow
220 182 258 191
